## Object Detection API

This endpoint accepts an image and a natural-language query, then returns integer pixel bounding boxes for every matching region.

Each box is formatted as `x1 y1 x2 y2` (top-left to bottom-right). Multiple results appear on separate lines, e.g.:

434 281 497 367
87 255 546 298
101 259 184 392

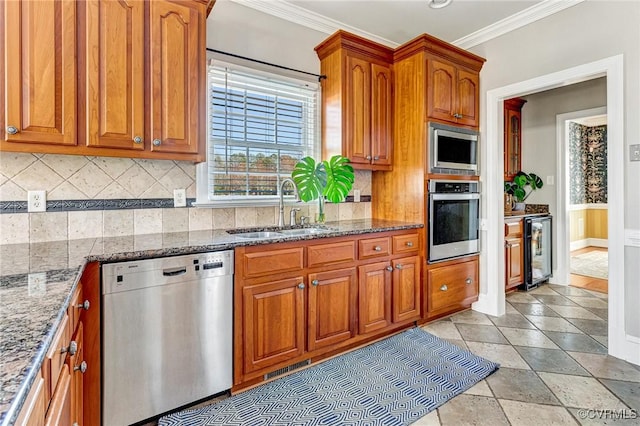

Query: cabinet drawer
505 219 523 237
359 237 391 259
428 259 478 312
67 284 82 333
242 248 304 278
43 314 70 403
44 364 71 426
392 234 419 254
308 241 356 267
15 374 45 426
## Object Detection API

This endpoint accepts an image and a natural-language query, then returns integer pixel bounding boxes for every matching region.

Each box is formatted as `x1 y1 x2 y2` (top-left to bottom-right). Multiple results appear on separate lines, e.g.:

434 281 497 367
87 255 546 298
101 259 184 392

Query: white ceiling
228 0 584 49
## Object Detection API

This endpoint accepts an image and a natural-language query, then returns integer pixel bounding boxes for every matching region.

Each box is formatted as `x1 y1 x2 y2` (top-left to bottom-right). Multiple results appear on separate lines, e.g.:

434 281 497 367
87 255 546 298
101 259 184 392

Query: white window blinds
205 63 319 201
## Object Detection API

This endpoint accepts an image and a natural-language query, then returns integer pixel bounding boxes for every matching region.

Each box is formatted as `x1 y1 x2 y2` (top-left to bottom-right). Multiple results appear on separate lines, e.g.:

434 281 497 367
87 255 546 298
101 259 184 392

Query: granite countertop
0 219 422 426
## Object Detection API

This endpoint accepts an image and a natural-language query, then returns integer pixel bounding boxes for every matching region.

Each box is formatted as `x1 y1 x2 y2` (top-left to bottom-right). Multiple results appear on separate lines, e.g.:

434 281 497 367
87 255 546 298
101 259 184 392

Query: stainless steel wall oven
428 180 480 262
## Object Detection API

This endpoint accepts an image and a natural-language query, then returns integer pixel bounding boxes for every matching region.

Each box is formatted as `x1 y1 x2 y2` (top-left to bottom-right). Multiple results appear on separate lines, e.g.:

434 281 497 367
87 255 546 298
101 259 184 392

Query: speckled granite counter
0 219 422 426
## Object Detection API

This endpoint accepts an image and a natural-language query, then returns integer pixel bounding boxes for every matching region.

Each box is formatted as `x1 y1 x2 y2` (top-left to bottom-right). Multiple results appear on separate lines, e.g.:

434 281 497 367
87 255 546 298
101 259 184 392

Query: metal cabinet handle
61 340 78 356
466 278 472 285
395 264 403 270
152 138 161 146
133 136 143 144
373 156 379 160
77 300 90 310
406 241 413 247
6 126 18 135
386 266 393 271
440 284 448 291
311 280 319 286
453 113 463 119
74 361 87 374
374 246 382 251
297 283 305 289
366 155 372 160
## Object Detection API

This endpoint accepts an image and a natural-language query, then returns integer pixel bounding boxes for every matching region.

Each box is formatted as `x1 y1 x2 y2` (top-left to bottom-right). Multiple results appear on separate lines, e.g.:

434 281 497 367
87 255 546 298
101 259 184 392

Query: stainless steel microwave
428 122 479 174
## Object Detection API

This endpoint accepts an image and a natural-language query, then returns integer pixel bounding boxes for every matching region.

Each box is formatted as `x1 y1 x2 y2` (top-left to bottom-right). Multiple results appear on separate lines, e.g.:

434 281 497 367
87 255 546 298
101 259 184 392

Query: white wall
469 0 640 339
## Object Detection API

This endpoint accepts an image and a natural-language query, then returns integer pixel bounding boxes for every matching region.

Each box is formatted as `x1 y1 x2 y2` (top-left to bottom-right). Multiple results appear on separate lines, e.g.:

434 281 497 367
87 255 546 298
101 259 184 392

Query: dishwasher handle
162 267 188 277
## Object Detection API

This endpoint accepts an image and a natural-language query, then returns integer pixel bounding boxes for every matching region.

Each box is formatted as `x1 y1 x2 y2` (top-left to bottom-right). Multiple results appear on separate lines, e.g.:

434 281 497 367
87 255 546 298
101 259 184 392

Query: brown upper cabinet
1 0 213 162
315 31 394 171
427 56 480 127
504 97 527 180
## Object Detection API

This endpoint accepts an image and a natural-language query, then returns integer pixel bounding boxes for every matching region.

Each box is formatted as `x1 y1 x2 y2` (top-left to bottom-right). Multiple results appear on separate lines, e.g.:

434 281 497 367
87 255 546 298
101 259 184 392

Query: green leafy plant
504 171 544 202
291 155 355 222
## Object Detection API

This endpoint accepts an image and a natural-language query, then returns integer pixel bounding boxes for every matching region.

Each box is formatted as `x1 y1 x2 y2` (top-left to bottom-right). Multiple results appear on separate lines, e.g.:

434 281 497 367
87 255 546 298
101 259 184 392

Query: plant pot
513 202 526 211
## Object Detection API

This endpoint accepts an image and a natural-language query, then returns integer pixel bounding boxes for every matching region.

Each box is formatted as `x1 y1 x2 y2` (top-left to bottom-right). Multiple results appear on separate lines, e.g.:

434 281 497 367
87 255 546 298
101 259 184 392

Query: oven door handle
431 193 480 201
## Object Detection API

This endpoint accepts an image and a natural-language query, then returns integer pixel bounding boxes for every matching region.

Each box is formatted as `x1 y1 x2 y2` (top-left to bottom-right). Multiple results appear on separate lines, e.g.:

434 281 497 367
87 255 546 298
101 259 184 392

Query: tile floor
416 283 639 426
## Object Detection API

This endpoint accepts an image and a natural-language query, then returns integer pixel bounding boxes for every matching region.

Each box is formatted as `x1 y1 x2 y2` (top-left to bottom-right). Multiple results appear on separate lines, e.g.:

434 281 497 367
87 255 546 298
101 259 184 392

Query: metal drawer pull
6 126 18 135
311 280 319 286
297 283 305 289
77 300 90 311
386 266 393 271
153 138 162 146
366 155 372 160
374 246 382 251
395 264 402 270
406 241 413 247
373 156 379 160
466 278 472 285
440 284 448 291
61 341 78 356
74 361 87 374
163 267 187 277
133 136 143 144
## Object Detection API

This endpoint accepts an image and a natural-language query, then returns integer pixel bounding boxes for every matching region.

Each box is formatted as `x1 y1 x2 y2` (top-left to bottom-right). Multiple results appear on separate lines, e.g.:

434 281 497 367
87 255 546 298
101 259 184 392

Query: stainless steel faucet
278 178 299 227
290 208 300 226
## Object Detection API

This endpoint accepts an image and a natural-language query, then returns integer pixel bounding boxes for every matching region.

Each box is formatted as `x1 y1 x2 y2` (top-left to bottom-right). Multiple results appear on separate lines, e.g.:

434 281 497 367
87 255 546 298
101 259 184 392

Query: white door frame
554 106 607 286
473 54 633 363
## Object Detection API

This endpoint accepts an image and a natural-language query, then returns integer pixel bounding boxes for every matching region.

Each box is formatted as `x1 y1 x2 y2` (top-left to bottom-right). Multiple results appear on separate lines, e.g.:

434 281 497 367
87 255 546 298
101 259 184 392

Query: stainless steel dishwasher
102 250 233 426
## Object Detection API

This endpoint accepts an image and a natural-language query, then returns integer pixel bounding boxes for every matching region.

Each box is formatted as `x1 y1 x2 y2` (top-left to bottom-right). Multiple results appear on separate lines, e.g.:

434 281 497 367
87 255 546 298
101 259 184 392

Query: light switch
630 144 640 161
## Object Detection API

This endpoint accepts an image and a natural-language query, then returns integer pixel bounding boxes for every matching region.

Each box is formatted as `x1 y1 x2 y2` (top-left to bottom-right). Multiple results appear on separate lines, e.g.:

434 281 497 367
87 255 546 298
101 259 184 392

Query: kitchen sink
228 227 336 239
232 231 285 239
278 227 335 236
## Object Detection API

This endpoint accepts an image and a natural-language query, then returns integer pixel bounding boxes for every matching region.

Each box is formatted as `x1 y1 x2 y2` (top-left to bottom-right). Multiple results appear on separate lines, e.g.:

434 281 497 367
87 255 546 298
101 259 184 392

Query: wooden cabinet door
392 256 421 323
307 268 357 351
85 0 145 150
456 68 479 127
242 277 306 373
3 0 76 145
358 261 392 335
345 56 371 165
148 0 202 154
427 59 455 123
70 323 84 426
506 237 524 288
15 375 45 426
370 63 392 167
44 365 72 426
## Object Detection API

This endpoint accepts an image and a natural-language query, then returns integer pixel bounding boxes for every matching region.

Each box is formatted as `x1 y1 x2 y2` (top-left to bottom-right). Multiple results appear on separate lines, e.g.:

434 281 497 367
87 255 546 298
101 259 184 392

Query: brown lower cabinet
233 230 422 390
505 218 525 290
424 256 479 320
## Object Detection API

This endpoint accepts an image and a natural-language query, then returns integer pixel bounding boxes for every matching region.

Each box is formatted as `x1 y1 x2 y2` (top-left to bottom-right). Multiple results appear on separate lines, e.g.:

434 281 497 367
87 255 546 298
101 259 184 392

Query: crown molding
228 0 399 48
453 0 586 49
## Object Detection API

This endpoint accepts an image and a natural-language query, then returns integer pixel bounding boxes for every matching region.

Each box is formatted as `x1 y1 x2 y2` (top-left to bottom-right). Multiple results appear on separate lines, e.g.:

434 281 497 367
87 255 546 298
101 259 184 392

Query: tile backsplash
0 152 372 244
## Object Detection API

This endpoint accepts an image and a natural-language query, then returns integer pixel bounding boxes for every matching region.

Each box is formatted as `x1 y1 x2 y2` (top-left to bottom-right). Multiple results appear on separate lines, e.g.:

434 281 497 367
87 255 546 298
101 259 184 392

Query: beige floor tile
421 320 463 340
529 285 562 296
567 408 640 425
437 395 509 426
567 352 640 382
498 327 559 349
465 341 531 369
592 335 607 347
448 309 493 325
463 380 493 397
411 409 441 425
505 302 519 314
566 296 609 309
443 338 468 351
538 372 629 409
506 293 540 304
546 305 603 320
499 399 578 425
525 315 584 333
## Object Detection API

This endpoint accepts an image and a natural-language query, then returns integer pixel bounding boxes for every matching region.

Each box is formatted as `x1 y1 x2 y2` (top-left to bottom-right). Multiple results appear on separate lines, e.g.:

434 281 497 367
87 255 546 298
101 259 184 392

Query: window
196 62 319 205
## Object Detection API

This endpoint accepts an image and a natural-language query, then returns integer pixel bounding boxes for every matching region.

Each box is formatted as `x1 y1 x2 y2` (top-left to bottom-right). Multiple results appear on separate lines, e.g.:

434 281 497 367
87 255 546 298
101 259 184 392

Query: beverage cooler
523 215 552 290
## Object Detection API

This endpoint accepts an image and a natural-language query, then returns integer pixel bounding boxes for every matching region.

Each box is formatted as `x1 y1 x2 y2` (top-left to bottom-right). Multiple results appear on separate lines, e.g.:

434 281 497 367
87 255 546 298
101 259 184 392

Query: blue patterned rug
159 327 499 426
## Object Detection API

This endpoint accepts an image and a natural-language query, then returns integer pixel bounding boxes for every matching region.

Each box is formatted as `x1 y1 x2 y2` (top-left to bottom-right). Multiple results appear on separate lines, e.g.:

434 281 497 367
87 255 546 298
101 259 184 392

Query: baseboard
570 238 608 251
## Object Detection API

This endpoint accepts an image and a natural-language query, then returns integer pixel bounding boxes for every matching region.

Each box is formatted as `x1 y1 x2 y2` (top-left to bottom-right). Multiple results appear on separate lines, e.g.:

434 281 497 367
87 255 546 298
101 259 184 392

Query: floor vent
264 359 311 380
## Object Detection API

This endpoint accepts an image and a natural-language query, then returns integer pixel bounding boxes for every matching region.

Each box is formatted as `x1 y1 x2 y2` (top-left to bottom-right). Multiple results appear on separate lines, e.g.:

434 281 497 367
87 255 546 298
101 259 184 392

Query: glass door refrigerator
523 215 552 290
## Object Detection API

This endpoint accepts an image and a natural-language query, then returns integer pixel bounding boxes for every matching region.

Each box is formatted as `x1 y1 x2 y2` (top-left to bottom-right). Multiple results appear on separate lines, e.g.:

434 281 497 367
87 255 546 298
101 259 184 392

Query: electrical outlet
630 144 640 161
28 273 47 296
479 218 487 231
27 190 46 212
173 189 186 207
353 189 361 203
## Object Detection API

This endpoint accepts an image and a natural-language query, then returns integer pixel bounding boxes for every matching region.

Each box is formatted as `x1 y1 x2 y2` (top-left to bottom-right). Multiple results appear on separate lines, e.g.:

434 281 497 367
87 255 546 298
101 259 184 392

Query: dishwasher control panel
102 250 234 295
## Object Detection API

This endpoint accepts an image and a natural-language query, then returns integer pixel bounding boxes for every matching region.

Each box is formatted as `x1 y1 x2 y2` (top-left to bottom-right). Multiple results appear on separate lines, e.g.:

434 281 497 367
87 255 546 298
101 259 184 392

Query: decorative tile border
0 196 371 214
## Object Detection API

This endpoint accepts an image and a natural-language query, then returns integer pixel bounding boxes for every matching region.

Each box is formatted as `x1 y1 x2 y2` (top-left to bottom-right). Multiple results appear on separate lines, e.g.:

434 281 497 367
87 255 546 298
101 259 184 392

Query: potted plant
504 171 544 211
291 155 355 223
